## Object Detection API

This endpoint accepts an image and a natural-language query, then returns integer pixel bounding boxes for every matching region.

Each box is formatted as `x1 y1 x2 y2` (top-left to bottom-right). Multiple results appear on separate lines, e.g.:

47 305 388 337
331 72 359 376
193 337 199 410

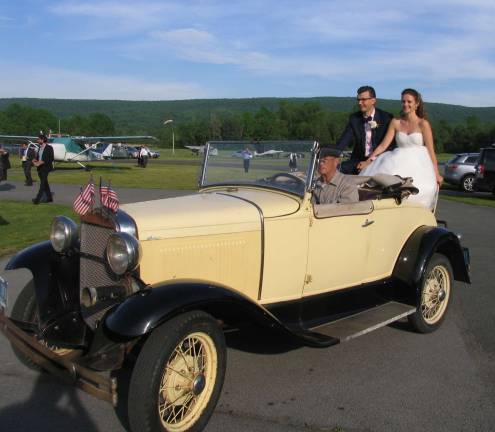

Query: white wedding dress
360 131 437 209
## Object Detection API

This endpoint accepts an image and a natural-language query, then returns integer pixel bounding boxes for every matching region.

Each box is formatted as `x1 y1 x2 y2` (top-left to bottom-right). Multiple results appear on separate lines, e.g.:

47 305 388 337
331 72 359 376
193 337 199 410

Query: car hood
121 188 301 240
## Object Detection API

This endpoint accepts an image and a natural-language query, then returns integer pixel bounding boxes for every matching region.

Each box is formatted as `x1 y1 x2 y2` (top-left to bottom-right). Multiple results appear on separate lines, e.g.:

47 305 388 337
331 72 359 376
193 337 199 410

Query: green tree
0 103 57 135
85 113 115 135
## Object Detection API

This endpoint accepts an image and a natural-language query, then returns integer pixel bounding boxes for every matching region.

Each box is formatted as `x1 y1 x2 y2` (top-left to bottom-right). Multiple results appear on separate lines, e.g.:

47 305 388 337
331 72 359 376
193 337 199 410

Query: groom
337 86 394 174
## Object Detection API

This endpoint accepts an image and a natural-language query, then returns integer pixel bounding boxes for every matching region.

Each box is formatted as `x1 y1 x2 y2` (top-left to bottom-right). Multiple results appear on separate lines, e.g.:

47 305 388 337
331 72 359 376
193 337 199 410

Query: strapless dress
360 131 437 209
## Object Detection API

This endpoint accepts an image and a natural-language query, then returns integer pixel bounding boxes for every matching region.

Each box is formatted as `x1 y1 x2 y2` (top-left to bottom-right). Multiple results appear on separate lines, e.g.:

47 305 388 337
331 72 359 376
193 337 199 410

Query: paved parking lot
0 190 494 432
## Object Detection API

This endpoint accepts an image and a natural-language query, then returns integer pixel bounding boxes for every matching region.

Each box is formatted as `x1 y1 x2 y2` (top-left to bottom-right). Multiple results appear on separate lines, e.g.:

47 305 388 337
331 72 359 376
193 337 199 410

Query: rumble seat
312 174 419 218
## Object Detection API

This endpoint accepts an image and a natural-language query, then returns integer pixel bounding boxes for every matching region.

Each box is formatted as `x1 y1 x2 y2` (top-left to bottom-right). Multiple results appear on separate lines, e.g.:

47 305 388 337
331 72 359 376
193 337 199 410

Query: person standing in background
139 145 150 168
32 134 54 204
241 148 253 173
21 142 36 186
0 145 11 182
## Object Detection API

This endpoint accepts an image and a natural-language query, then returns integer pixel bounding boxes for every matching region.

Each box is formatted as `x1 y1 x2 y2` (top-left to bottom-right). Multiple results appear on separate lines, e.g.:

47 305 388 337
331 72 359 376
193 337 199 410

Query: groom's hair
357 86 376 98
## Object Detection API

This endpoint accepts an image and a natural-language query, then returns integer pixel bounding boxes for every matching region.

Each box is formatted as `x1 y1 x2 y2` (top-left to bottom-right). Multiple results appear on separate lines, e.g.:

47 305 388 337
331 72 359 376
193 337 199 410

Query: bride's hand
357 159 371 171
436 173 444 185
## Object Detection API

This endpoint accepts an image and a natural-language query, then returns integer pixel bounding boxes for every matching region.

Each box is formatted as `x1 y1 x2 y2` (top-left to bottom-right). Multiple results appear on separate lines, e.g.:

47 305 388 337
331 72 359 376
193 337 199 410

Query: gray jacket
312 171 359 204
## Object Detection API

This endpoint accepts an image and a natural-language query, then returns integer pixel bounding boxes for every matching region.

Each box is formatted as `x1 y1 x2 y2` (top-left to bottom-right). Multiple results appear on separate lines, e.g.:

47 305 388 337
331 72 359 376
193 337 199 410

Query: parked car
0 141 470 432
443 153 479 192
474 145 495 196
148 149 160 158
126 146 139 158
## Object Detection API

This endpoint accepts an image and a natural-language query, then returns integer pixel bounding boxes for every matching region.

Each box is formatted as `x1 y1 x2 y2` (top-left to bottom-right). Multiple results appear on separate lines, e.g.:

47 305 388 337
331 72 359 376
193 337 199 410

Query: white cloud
153 28 214 45
50 1 169 22
149 27 242 64
0 65 205 100
2 0 492 104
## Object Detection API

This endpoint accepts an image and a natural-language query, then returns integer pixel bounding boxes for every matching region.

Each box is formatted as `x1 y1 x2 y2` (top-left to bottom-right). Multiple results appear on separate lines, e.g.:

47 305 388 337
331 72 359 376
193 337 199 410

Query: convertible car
0 140 470 432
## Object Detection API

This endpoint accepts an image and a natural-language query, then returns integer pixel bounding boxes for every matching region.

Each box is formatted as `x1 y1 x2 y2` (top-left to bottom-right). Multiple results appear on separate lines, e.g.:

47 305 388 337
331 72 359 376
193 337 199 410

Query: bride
358 88 443 210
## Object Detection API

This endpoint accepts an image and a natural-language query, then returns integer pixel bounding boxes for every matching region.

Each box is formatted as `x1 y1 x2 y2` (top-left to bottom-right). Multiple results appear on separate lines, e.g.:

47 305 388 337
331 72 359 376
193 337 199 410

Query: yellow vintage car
0 140 470 432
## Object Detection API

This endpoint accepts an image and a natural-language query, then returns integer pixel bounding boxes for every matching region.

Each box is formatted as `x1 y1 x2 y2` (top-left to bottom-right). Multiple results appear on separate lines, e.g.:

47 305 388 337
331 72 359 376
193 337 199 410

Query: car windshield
200 140 316 196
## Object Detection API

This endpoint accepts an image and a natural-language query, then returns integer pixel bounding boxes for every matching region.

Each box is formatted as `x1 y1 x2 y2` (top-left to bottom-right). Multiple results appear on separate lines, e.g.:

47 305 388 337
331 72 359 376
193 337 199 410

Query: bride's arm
357 119 397 170
422 120 443 185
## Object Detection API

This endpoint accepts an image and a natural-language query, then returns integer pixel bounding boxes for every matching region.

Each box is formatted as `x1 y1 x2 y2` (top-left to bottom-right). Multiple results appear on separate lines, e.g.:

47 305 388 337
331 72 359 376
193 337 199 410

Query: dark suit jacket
337 107 394 162
22 147 36 164
0 152 10 169
37 144 54 173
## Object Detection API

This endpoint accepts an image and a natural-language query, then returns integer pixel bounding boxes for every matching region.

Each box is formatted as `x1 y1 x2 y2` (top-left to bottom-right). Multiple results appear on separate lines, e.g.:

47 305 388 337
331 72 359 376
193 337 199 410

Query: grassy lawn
436 153 454 162
439 194 495 207
439 183 495 207
6 157 199 189
1 190 493 257
0 200 76 256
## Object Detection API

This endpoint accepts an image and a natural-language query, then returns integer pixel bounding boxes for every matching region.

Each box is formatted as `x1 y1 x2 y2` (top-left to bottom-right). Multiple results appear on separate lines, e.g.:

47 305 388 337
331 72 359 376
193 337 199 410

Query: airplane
0 133 157 169
231 149 285 158
253 149 284 158
184 145 218 156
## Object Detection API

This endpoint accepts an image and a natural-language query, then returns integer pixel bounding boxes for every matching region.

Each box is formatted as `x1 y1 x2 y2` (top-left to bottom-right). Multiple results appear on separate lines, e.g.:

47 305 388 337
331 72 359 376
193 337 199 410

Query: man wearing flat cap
312 147 359 205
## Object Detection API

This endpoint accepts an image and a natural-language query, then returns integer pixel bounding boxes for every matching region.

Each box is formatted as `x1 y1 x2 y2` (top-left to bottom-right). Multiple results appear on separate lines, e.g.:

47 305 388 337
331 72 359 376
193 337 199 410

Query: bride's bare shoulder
418 118 432 130
390 118 401 129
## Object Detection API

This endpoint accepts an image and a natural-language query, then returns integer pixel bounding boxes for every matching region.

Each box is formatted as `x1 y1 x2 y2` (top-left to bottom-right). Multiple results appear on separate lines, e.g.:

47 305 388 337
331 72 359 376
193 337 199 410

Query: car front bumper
0 270 118 406
0 308 118 405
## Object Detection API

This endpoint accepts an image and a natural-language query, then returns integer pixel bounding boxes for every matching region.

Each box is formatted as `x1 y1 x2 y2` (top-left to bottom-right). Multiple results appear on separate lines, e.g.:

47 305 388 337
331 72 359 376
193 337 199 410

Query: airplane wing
184 145 202 154
254 150 284 157
72 135 157 142
0 135 38 141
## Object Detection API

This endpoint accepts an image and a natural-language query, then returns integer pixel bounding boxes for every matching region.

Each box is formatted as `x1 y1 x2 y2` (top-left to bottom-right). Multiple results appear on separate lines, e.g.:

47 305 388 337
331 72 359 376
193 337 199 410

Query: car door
304 202 373 296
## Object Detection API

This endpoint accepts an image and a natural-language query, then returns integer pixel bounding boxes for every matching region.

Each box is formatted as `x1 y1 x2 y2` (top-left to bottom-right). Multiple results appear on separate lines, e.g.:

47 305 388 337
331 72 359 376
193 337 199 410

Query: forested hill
1 97 494 133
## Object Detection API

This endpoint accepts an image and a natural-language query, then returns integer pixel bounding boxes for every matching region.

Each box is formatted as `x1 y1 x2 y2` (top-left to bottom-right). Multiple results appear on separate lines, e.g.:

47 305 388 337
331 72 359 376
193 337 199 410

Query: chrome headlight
106 233 141 275
50 216 78 253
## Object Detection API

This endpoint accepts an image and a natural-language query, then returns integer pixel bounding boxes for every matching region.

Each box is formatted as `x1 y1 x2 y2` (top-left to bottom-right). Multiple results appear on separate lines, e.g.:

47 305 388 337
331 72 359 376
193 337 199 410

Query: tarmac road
0 189 494 432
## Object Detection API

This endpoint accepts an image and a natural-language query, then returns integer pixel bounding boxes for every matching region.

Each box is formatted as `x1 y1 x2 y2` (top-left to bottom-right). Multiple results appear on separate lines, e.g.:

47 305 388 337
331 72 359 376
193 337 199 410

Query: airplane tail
101 143 113 158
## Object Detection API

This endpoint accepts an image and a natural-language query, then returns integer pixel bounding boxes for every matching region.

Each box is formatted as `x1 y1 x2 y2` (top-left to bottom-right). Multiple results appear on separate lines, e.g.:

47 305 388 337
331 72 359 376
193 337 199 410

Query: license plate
0 276 7 310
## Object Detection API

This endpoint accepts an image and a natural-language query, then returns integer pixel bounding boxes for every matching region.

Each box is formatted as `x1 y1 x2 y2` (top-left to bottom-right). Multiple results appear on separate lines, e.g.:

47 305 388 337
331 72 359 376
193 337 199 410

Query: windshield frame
198 140 320 197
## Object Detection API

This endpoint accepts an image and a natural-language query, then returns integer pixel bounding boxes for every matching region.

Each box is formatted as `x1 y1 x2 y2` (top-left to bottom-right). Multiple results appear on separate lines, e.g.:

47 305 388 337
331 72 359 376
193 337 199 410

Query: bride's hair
401 88 427 119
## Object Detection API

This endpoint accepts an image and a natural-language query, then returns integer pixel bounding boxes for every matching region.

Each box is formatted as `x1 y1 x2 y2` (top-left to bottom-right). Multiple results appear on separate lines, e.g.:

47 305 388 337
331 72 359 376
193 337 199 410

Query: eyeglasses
356 97 373 102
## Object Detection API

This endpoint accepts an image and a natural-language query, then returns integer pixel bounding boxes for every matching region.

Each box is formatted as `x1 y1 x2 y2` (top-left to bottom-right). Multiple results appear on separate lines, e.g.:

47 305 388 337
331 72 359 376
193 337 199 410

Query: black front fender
104 281 283 339
393 226 470 289
104 281 338 347
6 241 80 327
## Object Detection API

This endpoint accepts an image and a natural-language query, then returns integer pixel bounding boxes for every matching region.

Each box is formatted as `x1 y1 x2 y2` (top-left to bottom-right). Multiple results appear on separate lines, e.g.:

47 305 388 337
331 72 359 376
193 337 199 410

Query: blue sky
1 0 494 106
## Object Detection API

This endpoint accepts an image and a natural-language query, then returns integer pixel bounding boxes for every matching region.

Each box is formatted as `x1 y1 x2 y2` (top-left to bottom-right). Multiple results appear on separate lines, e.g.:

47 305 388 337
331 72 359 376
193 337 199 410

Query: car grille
80 221 123 328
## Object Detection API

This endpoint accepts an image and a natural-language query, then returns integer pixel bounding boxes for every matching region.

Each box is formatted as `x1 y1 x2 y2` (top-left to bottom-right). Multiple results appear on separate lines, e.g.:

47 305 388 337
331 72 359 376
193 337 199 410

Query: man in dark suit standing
32 134 54 204
0 145 11 182
21 142 36 186
337 86 394 174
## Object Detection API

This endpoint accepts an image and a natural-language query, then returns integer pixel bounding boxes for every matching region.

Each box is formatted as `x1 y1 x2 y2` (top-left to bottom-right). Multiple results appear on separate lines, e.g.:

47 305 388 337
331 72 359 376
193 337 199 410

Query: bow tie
363 116 372 123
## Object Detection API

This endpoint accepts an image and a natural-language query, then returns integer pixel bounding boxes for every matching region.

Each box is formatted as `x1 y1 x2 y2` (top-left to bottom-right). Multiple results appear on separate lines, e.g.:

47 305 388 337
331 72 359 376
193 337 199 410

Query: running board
310 301 416 343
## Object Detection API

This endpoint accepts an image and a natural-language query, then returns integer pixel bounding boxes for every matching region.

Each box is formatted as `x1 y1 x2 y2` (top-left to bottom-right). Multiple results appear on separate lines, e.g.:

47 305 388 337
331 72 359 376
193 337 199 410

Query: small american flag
73 181 95 215
100 183 119 213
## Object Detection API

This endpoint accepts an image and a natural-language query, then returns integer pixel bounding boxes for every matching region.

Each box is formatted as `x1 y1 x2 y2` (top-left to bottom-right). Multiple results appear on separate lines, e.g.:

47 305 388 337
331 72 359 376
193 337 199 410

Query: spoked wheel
10 281 76 370
409 253 453 333
128 311 226 432
461 174 474 192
